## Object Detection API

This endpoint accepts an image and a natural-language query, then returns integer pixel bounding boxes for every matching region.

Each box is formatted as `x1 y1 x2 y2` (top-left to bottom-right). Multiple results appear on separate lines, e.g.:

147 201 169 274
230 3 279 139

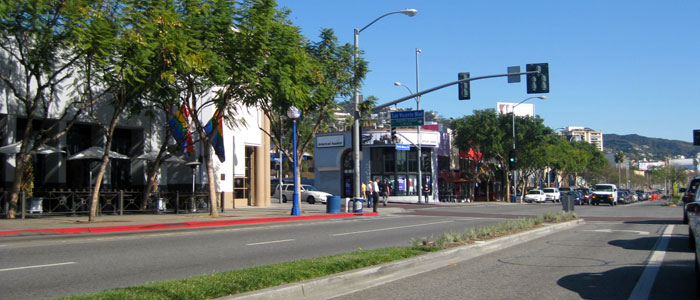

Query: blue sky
275 0 700 142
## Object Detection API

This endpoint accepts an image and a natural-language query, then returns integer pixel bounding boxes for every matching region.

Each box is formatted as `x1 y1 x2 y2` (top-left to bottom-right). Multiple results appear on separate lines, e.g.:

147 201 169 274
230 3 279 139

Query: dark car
683 177 700 224
567 191 584 205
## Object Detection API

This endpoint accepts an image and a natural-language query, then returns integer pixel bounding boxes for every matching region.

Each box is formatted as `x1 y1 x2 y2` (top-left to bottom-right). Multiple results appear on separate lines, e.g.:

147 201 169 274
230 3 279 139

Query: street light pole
287 106 301 216
511 96 546 202
415 48 423 204
352 9 417 203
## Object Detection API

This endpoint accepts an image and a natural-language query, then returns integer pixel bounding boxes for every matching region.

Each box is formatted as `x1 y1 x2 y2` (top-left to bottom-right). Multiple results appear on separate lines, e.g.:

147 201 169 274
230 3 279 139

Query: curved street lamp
511 96 546 202
352 9 418 203
287 106 301 216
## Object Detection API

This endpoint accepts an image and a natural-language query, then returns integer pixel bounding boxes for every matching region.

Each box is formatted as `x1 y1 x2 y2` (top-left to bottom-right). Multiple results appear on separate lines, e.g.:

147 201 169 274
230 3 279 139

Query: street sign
507 66 520 83
390 110 424 127
395 144 410 151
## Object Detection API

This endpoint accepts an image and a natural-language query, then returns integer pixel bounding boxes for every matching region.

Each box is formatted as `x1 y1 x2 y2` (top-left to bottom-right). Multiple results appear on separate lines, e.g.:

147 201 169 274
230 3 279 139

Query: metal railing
0 190 212 219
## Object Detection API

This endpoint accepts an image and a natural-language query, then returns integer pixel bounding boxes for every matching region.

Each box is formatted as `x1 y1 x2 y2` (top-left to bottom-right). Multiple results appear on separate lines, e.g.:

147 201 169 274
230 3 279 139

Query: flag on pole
168 104 195 157
205 109 225 162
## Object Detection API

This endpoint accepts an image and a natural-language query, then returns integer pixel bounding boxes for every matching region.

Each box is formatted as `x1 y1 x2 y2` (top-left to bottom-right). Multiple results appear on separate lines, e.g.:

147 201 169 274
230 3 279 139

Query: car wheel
282 195 288 203
690 227 696 250
307 196 315 204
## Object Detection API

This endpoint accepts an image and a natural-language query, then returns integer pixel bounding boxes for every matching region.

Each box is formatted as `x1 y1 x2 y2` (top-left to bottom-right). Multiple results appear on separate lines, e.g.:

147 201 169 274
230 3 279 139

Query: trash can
353 198 364 213
561 194 574 212
327 196 341 214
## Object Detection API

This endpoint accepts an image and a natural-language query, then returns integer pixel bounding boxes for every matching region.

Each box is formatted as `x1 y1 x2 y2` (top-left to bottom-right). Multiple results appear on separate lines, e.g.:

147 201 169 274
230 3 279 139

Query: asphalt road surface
1 201 691 299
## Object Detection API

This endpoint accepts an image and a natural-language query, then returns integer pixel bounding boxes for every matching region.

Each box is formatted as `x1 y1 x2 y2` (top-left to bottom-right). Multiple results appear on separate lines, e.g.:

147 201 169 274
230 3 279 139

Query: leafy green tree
0 0 94 218
77 0 166 221
614 151 625 187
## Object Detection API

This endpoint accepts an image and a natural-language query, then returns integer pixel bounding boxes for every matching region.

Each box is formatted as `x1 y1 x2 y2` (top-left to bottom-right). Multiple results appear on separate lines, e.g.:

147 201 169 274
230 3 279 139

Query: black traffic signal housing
391 127 397 143
458 72 470 100
508 149 516 169
526 63 549 94
694 129 700 146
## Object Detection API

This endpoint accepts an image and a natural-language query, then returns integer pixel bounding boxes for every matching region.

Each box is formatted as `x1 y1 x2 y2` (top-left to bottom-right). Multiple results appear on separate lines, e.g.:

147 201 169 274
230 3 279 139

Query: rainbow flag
205 109 225 162
168 105 195 157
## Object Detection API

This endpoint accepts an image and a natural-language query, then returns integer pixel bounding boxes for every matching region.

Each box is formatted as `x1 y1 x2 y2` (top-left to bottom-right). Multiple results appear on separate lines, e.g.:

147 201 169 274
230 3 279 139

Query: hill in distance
604 134 698 160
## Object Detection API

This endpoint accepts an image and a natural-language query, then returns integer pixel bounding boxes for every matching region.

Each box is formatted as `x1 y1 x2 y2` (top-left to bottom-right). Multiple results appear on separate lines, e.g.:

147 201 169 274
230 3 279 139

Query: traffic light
458 72 470 100
694 129 700 146
391 127 397 143
508 149 516 169
526 63 549 94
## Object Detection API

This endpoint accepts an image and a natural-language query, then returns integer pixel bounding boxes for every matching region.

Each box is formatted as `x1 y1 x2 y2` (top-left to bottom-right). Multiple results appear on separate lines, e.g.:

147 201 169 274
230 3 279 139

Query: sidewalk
0 202 405 236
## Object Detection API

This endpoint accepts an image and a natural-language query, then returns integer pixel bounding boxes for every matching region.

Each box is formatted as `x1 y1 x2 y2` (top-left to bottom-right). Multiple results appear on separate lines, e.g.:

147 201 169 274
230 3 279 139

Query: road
0 201 691 299
335 201 694 300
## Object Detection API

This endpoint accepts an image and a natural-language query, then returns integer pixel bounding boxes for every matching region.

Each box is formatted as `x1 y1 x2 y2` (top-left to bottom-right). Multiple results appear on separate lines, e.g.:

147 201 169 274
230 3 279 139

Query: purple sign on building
398 176 406 191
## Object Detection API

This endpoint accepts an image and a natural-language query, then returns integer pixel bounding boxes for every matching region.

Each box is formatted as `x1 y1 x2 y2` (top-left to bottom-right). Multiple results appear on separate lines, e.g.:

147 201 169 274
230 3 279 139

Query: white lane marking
331 220 454 236
585 229 650 235
627 225 673 300
0 262 76 272
246 239 295 246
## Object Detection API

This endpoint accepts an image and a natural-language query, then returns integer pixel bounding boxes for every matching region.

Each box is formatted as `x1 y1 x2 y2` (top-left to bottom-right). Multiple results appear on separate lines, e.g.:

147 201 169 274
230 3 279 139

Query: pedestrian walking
381 179 390 206
373 179 380 212
423 183 431 203
366 180 373 208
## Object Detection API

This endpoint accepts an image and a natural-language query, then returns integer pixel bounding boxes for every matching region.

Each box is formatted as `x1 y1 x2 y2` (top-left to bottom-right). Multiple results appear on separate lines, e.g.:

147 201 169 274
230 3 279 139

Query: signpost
390 110 424 128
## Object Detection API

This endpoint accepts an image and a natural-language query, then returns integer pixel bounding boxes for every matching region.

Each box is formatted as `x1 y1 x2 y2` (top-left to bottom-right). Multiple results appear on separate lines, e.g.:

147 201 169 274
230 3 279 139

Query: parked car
272 184 331 204
682 177 700 223
524 189 546 203
591 184 618 206
635 190 650 201
542 188 561 203
684 191 700 283
620 189 637 204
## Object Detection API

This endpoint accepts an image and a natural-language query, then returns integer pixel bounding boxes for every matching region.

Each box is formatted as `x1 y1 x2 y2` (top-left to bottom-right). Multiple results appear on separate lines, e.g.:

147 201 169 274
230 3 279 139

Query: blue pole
291 119 300 216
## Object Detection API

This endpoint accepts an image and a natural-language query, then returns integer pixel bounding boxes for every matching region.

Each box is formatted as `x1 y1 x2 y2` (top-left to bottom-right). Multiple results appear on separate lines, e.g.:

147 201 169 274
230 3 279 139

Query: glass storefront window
383 148 395 172
369 147 433 197
396 150 407 172
408 150 417 172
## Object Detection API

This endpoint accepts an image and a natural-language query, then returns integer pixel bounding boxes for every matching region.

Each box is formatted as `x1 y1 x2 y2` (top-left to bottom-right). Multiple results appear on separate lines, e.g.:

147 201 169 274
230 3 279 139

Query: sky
275 0 700 142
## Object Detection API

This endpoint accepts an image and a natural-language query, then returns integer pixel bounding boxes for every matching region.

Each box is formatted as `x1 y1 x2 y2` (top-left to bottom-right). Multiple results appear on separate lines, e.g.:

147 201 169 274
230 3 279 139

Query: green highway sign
390 110 424 128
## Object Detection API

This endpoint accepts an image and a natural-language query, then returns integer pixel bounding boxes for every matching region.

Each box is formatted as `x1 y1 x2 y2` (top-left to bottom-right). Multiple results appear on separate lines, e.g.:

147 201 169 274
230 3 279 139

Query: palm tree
614 151 625 187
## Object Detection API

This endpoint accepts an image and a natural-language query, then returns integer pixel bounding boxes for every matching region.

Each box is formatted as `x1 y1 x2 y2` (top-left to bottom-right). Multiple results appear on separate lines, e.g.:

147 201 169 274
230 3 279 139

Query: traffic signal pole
372 70 540 112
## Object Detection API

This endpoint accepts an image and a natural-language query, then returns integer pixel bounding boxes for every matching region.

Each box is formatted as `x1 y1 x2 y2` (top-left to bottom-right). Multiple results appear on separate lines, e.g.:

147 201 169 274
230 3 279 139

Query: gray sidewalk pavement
0 200 408 235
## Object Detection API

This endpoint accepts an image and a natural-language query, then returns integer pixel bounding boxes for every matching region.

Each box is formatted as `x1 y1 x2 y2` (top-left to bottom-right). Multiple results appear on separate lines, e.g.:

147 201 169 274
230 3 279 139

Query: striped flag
205 109 225 162
168 105 195 157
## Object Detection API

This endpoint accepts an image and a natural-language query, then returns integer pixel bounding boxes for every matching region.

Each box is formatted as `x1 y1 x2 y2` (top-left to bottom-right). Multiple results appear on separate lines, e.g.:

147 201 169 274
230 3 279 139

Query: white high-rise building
558 126 604 151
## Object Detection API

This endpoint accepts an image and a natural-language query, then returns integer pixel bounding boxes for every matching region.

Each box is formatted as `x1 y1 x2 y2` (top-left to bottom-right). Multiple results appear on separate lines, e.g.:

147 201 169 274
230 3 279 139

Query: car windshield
303 185 319 191
527 190 541 195
543 189 555 193
595 185 613 191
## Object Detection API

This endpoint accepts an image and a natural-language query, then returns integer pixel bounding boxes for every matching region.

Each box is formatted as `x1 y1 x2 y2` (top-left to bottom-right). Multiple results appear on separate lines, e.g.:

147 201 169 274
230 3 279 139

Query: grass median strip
57 212 577 300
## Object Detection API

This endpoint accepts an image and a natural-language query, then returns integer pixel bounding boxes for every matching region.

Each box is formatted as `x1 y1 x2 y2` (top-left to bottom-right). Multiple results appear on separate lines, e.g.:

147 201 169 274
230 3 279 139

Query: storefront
314 128 440 203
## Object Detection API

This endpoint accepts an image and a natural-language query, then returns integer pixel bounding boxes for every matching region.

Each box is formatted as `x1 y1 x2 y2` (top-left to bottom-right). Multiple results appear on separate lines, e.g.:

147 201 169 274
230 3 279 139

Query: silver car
273 184 331 204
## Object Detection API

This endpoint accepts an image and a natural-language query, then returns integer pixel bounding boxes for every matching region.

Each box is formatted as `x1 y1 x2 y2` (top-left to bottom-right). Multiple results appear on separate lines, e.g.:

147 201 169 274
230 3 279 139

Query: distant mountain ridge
604 134 698 160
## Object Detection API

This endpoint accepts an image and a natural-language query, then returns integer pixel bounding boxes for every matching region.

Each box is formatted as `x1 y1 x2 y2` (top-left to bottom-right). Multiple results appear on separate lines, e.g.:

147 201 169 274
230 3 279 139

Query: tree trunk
89 153 111 221
5 153 29 219
141 161 160 210
204 143 219 217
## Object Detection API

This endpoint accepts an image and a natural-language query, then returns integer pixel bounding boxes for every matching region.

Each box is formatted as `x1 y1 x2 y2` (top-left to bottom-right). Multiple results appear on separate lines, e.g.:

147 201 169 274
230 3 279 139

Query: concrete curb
0 212 378 235
224 219 585 300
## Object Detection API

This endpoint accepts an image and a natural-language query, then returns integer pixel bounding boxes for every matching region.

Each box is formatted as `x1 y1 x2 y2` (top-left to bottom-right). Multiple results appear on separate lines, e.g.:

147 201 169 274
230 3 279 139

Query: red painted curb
0 212 378 235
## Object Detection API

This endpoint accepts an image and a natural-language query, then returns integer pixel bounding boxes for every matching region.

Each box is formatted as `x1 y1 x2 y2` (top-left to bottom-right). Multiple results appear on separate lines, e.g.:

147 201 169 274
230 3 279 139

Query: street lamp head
400 9 418 17
416 48 422 53
538 96 547 100
393 82 403 86
287 106 301 120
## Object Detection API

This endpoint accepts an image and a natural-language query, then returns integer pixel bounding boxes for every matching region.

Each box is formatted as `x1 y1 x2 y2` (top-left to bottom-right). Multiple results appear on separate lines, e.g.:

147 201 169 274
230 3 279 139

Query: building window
370 147 432 197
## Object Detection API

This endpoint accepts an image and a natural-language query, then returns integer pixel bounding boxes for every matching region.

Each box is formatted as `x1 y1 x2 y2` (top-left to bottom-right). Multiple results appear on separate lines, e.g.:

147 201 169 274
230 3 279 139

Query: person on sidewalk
366 180 374 208
372 178 380 212
361 181 367 204
423 183 431 203
381 178 390 206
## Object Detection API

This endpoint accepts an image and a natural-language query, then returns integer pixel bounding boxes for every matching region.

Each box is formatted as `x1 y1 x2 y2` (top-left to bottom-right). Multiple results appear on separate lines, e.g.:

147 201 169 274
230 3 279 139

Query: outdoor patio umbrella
67 146 129 160
67 146 129 192
0 142 65 155
133 152 185 164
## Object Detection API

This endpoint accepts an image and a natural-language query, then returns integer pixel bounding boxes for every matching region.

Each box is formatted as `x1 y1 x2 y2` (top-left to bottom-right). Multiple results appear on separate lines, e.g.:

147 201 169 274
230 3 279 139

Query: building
314 128 440 203
558 126 604 151
1 97 271 209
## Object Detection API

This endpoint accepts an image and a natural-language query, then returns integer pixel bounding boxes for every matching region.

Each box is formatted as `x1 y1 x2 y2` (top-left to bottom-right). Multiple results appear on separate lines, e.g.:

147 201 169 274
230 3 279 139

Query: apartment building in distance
558 126 604 151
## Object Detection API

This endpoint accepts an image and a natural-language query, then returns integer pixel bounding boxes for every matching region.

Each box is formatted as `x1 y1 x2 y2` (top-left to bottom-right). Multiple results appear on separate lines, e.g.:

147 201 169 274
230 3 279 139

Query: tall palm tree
614 151 625 187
